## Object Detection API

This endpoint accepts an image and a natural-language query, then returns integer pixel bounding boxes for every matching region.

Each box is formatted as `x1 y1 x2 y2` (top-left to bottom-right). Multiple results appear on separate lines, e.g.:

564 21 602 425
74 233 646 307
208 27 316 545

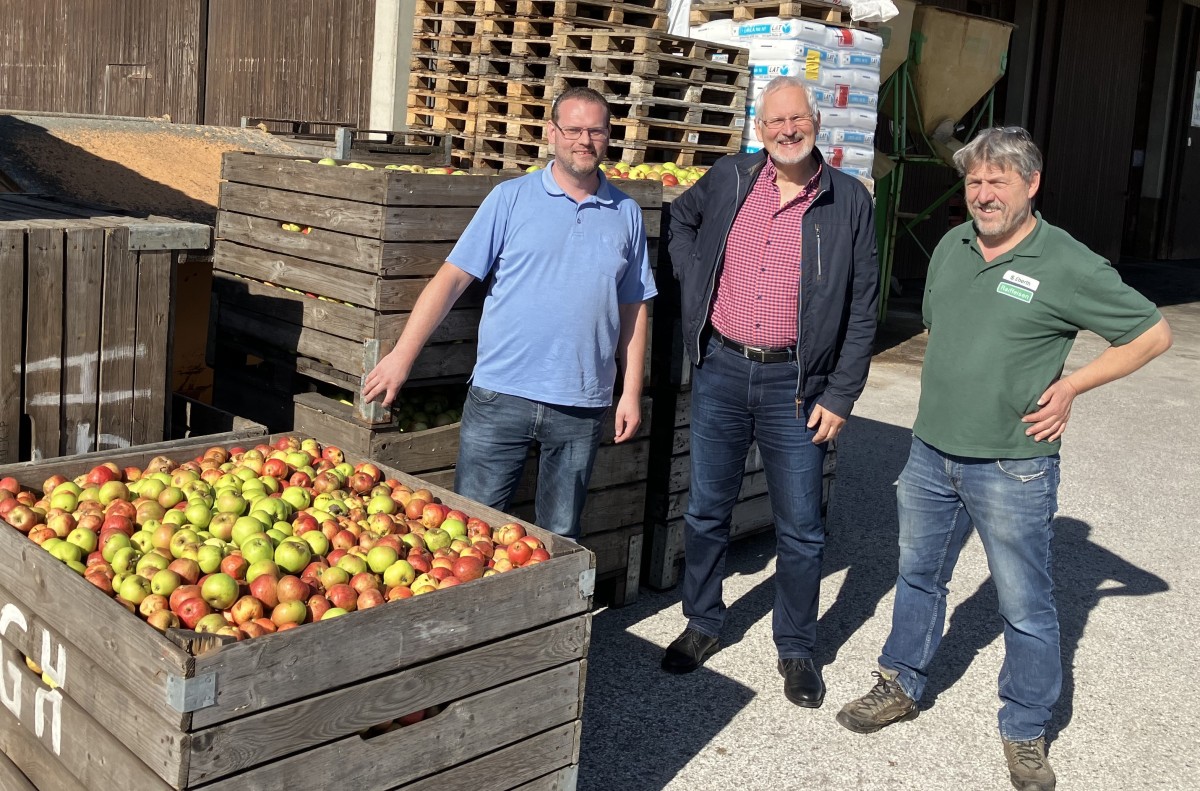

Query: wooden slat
389 724 580 791
186 617 588 784
131 251 173 445
222 152 514 206
587 438 650 489
0 230 24 463
202 663 583 791
216 211 456 276
0 703 88 791
211 273 482 345
213 239 386 308
216 303 479 382
0 580 186 788
61 228 105 456
23 228 64 461
0 749 38 791
97 228 139 451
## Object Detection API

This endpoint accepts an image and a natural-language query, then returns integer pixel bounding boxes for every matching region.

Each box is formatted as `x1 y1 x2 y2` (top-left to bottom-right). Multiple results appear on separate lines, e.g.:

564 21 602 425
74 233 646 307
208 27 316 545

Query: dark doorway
1161 3 1200 260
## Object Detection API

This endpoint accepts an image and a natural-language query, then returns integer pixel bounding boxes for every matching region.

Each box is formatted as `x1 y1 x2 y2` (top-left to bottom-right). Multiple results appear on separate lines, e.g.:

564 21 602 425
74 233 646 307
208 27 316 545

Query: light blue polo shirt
448 163 657 407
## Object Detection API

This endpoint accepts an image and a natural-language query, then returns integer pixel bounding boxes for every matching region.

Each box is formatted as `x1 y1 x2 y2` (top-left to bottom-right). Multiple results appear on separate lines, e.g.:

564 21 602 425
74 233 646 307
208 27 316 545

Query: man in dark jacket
661 75 878 709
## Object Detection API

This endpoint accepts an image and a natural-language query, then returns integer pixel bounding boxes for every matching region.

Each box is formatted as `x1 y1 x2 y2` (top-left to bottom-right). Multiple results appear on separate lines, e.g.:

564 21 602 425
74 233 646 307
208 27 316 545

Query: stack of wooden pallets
552 27 750 166
408 0 671 169
408 1 758 170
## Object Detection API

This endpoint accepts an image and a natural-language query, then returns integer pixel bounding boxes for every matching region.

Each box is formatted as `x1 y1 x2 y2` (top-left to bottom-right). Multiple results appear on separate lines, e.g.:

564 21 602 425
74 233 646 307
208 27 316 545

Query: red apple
176 596 213 629
507 540 533 567
357 589 385 610
249 575 280 608
326 584 358 611
277 575 310 603
230 595 265 625
306 594 332 622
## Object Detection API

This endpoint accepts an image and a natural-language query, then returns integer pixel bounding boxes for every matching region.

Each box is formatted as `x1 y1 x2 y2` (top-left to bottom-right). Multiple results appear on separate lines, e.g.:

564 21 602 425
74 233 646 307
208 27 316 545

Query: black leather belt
711 328 797 363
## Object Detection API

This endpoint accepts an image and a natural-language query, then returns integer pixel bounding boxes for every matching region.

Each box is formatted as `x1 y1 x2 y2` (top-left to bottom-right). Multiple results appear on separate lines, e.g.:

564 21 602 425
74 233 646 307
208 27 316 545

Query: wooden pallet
552 71 747 107
689 0 850 25
609 141 737 167
404 106 478 136
407 70 476 98
472 93 553 121
551 0 670 30
555 26 749 65
413 14 489 39
411 32 480 59
0 432 592 790
477 33 557 60
0 198 210 463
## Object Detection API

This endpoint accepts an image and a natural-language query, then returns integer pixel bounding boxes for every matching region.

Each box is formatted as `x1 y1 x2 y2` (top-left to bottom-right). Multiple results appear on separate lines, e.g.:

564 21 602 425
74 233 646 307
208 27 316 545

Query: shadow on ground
920 516 1168 744
578 414 912 790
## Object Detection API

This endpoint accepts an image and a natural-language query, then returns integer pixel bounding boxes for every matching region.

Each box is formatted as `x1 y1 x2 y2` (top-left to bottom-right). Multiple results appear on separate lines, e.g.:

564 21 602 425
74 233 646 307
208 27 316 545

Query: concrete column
369 0 415 131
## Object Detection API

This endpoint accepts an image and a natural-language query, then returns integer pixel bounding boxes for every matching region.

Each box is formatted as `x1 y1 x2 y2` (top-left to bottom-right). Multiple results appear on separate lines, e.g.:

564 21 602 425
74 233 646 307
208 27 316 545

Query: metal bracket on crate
563 764 580 791
578 568 596 599
166 672 217 713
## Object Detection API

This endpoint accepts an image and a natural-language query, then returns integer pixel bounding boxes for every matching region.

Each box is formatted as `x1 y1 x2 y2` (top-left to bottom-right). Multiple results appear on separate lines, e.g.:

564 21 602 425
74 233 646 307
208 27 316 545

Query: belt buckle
742 344 768 362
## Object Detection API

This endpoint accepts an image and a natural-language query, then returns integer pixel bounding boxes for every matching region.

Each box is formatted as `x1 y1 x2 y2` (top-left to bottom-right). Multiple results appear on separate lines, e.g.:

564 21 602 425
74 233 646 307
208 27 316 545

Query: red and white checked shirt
710 159 822 348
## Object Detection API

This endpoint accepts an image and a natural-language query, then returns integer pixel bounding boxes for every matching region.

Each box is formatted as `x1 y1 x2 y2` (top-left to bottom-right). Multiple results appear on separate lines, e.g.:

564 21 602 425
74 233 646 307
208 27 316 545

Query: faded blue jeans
455 385 605 538
881 436 1062 741
681 335 828 659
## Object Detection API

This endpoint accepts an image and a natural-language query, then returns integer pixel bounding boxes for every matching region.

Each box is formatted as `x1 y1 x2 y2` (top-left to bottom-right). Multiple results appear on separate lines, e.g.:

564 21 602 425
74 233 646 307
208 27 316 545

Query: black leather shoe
661 628 719 674
779 658 825 708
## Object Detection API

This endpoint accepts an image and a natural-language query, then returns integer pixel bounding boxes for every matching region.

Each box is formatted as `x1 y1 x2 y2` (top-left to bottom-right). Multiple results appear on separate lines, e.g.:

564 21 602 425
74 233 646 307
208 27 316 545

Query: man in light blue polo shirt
362 87 657 537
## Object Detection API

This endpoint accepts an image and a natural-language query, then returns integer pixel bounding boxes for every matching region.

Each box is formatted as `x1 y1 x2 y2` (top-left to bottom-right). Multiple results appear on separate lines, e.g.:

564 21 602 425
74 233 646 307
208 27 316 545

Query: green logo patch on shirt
997 282 1034 303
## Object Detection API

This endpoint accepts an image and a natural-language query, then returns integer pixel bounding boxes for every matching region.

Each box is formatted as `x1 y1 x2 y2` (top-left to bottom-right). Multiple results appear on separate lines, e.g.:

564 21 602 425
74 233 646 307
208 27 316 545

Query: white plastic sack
847 1 899 24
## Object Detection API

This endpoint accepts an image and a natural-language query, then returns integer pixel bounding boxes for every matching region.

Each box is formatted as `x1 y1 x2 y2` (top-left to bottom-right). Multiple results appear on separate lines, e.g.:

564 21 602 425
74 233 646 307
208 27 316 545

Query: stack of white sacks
691 17 883 188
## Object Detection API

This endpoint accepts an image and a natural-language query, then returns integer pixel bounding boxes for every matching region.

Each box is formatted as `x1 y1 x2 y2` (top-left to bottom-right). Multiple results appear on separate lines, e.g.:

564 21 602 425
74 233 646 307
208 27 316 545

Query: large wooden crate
0 195 210 464
0 432 593 790
212 154 663 428
293 391 649 606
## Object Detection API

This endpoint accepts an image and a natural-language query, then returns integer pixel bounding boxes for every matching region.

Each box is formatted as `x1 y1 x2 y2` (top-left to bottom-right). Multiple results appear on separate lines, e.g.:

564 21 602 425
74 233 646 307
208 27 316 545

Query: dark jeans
681 336 828 658
455 386 605 538
881 437 1061 741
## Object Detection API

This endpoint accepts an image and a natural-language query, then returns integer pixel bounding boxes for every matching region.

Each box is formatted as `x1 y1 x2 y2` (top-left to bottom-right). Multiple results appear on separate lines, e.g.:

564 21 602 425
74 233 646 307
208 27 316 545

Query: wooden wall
202 0 375 127
0 0 375 128
0 0 205 122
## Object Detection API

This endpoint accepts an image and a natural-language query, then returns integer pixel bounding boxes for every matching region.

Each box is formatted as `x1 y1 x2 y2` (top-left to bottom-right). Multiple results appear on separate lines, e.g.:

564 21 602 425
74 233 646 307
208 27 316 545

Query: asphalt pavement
577 261 1200 790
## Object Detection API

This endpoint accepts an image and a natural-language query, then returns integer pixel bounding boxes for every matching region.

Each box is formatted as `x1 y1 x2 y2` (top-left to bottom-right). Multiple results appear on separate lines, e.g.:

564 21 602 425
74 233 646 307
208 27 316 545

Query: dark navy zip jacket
667 149 879 418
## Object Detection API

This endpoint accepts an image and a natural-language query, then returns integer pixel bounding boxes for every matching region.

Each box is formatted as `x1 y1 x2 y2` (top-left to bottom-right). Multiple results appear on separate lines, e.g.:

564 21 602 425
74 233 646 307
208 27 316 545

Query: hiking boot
661 628 719 674
835 669 918 734
1002 737 1056 791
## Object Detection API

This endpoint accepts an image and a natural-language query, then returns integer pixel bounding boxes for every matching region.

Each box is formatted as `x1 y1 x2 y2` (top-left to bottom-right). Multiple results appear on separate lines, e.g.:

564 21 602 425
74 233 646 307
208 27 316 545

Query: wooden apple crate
212 152 663 427
0 195 211 464
0 432 594 790
643 388 837 589
293 391 649 606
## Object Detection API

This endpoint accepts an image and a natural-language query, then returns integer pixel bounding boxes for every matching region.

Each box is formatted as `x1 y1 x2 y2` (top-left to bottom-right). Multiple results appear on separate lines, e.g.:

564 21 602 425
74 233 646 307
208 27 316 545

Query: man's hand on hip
1023 378 1078 442
807 404 846 444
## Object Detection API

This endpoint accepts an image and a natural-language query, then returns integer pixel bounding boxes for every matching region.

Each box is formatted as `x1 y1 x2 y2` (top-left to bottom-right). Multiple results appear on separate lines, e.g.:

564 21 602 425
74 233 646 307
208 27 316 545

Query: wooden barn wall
1038 0 1149 264
202 0 375 127
0 0 205 123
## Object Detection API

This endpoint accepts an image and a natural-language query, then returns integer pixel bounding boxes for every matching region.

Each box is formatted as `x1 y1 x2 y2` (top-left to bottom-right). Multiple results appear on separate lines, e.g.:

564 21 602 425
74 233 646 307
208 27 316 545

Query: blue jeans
881 436 1061 741
455 386 605 538
681 336 828 658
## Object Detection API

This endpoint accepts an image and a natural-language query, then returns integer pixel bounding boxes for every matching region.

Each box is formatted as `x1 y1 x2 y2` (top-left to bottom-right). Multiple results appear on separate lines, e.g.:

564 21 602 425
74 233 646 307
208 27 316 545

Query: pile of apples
0 437 551 642
601 161 708 187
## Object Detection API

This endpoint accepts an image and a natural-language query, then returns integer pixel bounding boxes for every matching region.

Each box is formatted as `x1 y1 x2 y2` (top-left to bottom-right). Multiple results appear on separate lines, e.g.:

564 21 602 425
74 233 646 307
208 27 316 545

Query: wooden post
0 230 25 463
356 338 392 425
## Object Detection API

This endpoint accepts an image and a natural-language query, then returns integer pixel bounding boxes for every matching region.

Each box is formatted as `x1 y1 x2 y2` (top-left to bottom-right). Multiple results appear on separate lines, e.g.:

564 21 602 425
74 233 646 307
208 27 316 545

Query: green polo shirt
914 214 1161 459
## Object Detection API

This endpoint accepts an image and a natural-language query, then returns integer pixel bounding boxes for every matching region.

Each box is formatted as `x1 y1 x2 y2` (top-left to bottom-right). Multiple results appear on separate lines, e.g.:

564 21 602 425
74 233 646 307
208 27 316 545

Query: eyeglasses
553 122 610 140
760 114 816 131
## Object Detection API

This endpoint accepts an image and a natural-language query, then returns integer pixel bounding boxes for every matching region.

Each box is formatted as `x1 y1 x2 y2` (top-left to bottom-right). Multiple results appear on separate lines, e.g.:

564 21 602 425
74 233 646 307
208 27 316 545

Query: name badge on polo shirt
997 270 1040 303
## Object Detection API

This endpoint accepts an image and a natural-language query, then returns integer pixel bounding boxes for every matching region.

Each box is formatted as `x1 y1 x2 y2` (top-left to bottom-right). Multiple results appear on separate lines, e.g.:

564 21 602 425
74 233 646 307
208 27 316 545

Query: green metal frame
875 61 999 320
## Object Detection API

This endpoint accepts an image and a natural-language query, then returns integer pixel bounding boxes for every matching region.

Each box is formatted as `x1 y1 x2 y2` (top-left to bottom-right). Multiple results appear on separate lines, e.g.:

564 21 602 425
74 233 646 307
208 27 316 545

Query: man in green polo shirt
835 127 1172 791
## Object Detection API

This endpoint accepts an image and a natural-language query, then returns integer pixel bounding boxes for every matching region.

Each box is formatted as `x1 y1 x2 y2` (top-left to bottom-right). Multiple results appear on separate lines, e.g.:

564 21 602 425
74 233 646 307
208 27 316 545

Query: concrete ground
578 260 1200 790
